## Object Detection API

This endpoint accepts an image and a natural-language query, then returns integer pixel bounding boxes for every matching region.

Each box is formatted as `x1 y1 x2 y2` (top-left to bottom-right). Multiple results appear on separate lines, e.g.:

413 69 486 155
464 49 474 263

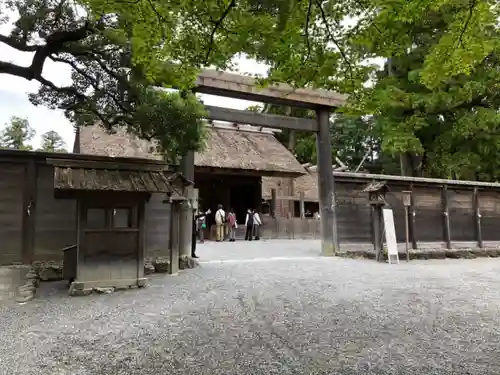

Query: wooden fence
261 173 500 249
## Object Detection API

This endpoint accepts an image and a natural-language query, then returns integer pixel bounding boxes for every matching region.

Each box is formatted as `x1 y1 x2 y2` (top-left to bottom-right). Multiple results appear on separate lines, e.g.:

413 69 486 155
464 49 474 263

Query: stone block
144 262 155 275
69 288 93 297
93 287 115 294
152 257 170 273
179 255 198 270
34 262 63 281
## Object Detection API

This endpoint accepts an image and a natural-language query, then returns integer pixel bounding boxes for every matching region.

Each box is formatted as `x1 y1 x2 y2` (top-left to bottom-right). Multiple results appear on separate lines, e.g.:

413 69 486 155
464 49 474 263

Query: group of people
192 205 262 245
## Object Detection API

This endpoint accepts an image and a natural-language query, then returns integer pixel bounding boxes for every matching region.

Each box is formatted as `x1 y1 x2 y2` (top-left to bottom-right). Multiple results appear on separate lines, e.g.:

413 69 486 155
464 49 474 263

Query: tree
0 116 35 150
39 131 67 152
350 4 500 180
1 0 497 165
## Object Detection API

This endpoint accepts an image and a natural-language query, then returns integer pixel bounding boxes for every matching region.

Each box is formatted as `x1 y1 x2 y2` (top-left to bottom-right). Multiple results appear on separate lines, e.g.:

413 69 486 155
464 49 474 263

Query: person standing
227 208 237 242
253 209 262 240
244 208 254 241
192 208 210 258
215 204 226 242
197 207 209 243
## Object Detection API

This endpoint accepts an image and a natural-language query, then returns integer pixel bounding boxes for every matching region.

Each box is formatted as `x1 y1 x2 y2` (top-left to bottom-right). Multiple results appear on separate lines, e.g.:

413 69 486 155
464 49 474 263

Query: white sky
0 42 268 151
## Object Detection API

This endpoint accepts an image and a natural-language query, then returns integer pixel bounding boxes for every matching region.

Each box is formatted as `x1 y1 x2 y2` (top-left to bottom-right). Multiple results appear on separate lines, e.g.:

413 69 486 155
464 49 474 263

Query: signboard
382 208 399 264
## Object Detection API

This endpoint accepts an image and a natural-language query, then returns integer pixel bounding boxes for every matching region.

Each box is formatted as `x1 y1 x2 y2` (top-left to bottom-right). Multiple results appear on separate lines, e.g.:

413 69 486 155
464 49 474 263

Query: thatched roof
54 166 188 194
78 124 305 176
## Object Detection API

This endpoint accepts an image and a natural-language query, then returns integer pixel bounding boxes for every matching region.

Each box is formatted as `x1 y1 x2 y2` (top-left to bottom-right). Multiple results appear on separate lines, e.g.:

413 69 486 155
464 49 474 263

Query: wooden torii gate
179 70 347 257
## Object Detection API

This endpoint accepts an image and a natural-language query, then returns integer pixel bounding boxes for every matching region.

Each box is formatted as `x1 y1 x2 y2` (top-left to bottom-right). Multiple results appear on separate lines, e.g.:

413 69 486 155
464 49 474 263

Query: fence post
473 188 483 248
441 185 452 249
409 185 417 249
299 192 305 219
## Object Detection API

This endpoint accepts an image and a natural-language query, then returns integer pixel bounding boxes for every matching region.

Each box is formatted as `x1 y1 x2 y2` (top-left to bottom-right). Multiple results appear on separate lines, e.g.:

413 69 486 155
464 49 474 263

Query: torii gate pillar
316 108 339 256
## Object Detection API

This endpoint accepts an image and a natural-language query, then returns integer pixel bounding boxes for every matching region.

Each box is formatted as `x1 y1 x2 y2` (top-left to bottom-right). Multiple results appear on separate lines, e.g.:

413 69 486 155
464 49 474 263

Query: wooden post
408 185 417 249
441 185 452 249
270 189 277 218
299 192 305 219
22 159 37 264
316 107 338 255
137 201 145 281
473 188 483 248
402 190 412 262
179 151 195 258
373 205 383 261
76 199 86 281
169 201 180 274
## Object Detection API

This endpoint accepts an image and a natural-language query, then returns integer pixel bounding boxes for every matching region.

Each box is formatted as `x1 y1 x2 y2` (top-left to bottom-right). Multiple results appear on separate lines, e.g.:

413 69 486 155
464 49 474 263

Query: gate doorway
230 182 261 225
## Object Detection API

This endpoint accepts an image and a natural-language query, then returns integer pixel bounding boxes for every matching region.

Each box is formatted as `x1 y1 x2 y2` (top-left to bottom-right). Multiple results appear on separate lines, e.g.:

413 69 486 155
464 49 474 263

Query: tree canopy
39 130 67 152
1 0 498 174
0 116 35 150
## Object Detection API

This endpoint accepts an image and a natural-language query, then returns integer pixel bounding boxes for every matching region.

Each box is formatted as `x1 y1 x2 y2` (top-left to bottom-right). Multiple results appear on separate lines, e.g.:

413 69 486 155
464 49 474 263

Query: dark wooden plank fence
265 176 500 250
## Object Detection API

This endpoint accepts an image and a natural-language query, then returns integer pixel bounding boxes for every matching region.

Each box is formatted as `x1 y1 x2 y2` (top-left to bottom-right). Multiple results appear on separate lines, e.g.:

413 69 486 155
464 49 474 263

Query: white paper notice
383 208 399 264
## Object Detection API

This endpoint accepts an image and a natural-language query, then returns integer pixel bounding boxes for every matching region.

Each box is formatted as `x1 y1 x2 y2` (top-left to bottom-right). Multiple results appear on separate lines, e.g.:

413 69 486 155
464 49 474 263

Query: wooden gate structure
176 70 348 257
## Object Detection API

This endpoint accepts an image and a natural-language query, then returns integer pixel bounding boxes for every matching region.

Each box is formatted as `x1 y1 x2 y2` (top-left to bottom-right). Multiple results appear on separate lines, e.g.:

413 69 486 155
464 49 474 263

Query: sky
0 38 269 151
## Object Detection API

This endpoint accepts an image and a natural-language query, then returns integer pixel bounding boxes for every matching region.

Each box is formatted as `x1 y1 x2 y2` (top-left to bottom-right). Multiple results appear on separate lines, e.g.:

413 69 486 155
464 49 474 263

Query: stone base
69 278 147 297
340 247 500 261
179 255 198 270
16 266 40 303
32 261 63 281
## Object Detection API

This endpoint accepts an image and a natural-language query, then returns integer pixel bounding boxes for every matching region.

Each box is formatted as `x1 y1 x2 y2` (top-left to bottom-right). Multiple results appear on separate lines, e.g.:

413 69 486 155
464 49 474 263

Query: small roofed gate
47 158 187 295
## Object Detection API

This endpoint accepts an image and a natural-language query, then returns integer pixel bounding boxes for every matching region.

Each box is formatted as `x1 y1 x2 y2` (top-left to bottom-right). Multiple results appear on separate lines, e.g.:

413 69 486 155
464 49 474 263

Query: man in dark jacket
244 208 254 241
192 208 210 258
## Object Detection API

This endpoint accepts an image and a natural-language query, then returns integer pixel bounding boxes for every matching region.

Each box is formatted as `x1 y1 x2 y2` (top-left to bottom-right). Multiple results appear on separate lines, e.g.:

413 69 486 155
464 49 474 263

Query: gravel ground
1 240 500 374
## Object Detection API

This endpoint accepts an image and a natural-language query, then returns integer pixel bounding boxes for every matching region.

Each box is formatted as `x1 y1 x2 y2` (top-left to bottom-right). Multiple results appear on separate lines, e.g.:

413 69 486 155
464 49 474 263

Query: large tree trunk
399 152 423 177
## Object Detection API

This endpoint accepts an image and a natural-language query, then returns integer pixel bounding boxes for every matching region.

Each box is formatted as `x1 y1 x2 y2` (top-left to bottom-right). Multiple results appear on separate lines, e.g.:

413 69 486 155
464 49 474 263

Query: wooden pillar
473 188 483 248
22 160 37 264
316 107 338 255
137 201 145 280
169 201 180 274
76 199 86 281
372 205 383 261
270 188 277 218
179 151 195 258
299 192 305 219
408 186 417 249
441 185 451 249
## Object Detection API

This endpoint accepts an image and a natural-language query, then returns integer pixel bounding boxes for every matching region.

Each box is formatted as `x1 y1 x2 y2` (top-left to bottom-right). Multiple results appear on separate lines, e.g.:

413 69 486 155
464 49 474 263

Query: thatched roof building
77 123 305 177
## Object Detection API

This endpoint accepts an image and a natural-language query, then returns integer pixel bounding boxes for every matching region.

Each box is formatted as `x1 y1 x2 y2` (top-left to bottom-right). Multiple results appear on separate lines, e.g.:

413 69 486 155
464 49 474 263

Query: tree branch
315 0 354 83
0 60 33 79
302 0 313 62
204 0 236 64
0 34 38 51
457 0 478 48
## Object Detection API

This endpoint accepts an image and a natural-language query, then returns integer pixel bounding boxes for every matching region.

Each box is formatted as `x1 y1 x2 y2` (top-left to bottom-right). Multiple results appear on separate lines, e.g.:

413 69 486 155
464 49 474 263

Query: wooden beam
441 185 451 249
333 171 500 190
473 188 483 248
204 105 318 132
46 158 168 172
195 166 304 178
196 69 347 109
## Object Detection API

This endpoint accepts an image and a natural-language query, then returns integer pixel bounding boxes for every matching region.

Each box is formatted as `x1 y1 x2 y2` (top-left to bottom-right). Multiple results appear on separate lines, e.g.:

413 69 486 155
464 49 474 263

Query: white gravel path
1 240 500 374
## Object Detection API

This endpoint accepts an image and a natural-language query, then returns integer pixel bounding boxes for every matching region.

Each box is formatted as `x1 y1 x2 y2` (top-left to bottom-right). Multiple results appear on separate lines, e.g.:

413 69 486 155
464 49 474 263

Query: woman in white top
252 209 262 240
